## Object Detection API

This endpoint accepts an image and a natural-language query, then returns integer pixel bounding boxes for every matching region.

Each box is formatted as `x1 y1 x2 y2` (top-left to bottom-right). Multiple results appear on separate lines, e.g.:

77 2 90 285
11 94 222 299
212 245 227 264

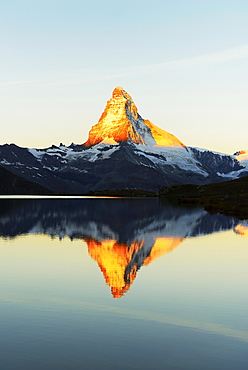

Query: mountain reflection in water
0 198 247 298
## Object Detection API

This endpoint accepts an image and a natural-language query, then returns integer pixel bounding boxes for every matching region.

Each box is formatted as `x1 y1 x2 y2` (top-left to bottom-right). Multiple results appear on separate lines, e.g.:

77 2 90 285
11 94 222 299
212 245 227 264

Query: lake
0 197 248 369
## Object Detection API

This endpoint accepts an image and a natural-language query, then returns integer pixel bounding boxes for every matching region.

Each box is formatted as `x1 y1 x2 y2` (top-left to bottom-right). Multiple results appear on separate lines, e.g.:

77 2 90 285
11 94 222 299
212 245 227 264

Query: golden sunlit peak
112 86 133 101
85 236 183 298
83 86 185 148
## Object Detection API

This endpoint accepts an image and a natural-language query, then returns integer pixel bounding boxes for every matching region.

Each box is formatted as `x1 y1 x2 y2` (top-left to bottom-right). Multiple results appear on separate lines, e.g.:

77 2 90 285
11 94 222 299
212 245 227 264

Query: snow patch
134 144 209 176
29 148 45 158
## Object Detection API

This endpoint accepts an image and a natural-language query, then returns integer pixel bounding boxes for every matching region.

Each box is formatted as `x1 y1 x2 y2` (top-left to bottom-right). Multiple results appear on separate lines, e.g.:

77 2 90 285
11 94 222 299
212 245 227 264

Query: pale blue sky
0 0 247 153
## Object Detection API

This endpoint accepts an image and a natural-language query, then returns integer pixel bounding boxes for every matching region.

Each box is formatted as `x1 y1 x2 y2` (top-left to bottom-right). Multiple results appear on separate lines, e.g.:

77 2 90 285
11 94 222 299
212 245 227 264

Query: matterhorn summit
84 86 185 148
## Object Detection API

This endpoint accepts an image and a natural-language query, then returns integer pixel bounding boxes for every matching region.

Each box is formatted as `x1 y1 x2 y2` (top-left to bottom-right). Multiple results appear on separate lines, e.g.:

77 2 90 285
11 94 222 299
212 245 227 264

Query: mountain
0 198 242 297
0 164 52 195
84 86 185 148
0 87 247 194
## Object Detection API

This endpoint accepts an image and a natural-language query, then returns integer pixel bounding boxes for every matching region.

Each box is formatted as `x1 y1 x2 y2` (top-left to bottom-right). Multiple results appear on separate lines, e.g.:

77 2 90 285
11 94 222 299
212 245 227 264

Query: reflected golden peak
143 237 184 265
86 238 145 298
85 235 184 298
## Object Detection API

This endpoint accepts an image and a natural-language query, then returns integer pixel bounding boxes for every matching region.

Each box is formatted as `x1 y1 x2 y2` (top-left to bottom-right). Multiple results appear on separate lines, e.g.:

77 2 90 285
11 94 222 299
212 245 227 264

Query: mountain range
0 86 248 193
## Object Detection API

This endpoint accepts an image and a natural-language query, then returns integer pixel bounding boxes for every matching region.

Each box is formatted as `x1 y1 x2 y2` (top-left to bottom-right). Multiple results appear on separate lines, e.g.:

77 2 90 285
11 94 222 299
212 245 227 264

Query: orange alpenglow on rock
143 237 184 265
85 236 184 298
234 224 248 236
86 238 144 298
83 86 185 148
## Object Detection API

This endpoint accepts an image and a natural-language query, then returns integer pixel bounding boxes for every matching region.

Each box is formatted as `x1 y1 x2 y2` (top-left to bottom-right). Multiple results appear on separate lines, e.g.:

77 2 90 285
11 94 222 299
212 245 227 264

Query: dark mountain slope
0 165 52 195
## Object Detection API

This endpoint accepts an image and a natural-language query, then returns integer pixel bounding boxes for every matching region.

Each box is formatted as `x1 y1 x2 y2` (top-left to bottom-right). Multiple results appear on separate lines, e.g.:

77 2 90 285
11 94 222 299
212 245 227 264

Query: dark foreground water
0 197 248 369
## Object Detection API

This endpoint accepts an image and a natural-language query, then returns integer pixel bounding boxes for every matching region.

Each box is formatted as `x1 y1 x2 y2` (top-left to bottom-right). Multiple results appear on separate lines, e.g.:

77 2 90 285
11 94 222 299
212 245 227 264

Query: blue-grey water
0 197 248 369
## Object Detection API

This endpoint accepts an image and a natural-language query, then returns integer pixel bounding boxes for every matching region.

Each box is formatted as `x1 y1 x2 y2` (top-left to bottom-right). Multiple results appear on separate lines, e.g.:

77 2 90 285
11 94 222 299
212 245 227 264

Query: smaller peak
234 150 248 156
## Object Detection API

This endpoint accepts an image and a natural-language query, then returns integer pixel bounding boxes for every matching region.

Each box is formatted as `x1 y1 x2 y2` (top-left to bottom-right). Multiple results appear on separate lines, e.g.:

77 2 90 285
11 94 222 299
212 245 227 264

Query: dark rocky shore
158 175 248 219
85 176 248 219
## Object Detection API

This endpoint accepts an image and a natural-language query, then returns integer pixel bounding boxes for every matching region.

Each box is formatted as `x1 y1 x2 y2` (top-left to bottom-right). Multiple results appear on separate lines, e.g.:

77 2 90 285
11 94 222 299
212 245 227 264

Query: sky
0 0 247 154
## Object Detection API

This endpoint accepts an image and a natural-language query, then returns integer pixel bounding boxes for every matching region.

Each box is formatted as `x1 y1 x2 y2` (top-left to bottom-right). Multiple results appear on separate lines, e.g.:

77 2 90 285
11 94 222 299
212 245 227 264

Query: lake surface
0 197 248 369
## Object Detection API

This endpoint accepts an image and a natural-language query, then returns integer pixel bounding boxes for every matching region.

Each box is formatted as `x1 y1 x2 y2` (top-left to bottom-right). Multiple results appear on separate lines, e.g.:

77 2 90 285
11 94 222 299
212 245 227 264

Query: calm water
0 197 248 369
